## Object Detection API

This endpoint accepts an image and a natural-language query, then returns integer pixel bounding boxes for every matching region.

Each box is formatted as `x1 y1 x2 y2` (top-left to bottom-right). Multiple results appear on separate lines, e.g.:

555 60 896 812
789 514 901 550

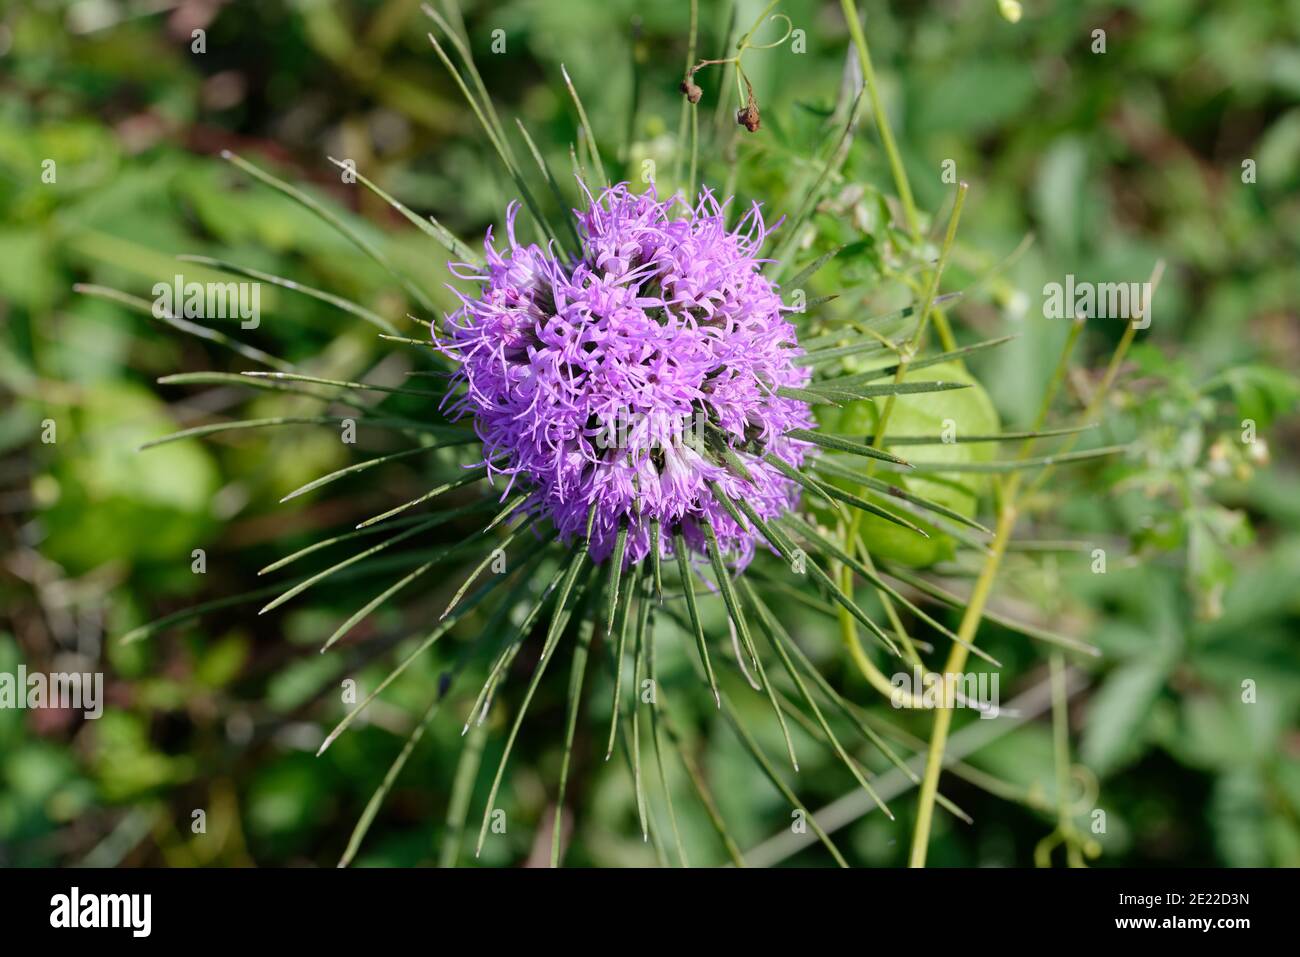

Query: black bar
0 867 1278 942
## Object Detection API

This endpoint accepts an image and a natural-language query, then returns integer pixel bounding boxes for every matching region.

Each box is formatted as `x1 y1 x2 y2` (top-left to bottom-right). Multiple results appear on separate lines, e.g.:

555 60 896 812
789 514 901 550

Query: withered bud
736 104 761 132
679 79 703 104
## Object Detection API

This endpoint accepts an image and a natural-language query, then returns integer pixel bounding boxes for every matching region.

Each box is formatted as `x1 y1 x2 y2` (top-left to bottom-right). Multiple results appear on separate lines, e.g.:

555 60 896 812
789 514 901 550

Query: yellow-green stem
673 0 699 192
840 0 920 237
908 488 1017 866
1050 651 1085 867
834 184 966 692
871 183 967 446
907 265 1151 864
1024 260 1163 499
840 0 959 352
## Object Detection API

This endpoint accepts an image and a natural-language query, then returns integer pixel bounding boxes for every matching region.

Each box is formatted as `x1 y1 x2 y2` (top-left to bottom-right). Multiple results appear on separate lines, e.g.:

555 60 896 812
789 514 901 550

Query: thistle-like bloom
440 184 814 568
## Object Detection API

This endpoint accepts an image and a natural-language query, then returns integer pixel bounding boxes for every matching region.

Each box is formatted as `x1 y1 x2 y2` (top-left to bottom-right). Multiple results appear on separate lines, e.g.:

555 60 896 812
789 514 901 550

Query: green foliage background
1 0 1298 867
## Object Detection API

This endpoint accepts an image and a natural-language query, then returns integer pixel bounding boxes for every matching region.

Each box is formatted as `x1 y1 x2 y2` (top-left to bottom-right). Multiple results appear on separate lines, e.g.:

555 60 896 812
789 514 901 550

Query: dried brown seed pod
736 104 761 132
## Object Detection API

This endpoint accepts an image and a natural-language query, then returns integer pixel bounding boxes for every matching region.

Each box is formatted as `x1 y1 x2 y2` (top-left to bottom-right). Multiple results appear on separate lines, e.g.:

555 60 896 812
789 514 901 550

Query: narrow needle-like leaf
786 244 846 292
259 502 489 575
739 578 893 819
156 371 362 409
560 64 607 185
880 423 1099 446
463 548 570 733
630 581 651 841
318 544 547 756
809 458 991 534
175 254 398 334
220 150 436 313
602 522 630 636
788 464 929 536
242 370 443 399
779 380 969 405
422 27 557 248
762 452 845 519
551 594 595 867
817 335 1017 389
647 622 688 866
325 156 482 267
649 518 664 603
700 516 799 772
892 444 1129 474
260 515 450 615
662 691 745 865
884 565 1102 657
514 118 583 255
355 464 491 529
475 537 591 857
279 448 427 503
322 560 435 653
441 507 533 620
338 619 488 868
784 428 912 467
439 721 487 867
748 588 908 764
139 416 425 452
718 689 847 867
338 686 444 867
603 563 638 760
725 493 901 657
673 528 719 708
74 284 294 372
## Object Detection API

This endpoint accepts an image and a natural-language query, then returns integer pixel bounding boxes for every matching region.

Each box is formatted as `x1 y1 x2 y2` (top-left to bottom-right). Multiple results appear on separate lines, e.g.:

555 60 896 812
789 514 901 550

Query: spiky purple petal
439 183 814 568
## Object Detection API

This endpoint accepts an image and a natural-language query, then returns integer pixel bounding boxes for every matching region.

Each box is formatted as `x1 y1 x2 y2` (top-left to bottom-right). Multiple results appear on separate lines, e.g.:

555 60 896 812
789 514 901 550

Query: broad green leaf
812 361 999 565
1081 655 1173 776
40 383 219 573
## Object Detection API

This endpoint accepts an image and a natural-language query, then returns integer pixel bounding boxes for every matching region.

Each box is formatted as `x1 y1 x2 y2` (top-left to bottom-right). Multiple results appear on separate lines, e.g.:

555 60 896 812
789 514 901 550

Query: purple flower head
439 183 814 569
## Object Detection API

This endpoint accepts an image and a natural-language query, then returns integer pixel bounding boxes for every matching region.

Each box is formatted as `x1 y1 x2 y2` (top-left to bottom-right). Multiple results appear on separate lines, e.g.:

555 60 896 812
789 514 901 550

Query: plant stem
871 183 967 444
906 260 1164 865
1023 260 1165 499
907 487 1017 866
839 0 962 351
839 0 920 238
1050 650 1085 867
673 0 699 194
833 183 966 694
737 0 783 50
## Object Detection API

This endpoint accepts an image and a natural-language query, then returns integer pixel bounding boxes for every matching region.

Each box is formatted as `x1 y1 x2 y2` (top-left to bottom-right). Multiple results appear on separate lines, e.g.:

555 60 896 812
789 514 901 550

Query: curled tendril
745 14 794 51
681 4 792 127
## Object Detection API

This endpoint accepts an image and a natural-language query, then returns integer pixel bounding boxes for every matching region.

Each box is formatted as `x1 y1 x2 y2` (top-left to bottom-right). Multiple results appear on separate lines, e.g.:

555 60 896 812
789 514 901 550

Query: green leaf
815 361 999 566
1210 364 1300 429
1081 656 1173 776
40 383 219 573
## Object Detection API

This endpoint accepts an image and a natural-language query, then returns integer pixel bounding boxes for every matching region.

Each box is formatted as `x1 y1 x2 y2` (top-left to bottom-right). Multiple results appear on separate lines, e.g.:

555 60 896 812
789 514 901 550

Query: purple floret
438 183 814 569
